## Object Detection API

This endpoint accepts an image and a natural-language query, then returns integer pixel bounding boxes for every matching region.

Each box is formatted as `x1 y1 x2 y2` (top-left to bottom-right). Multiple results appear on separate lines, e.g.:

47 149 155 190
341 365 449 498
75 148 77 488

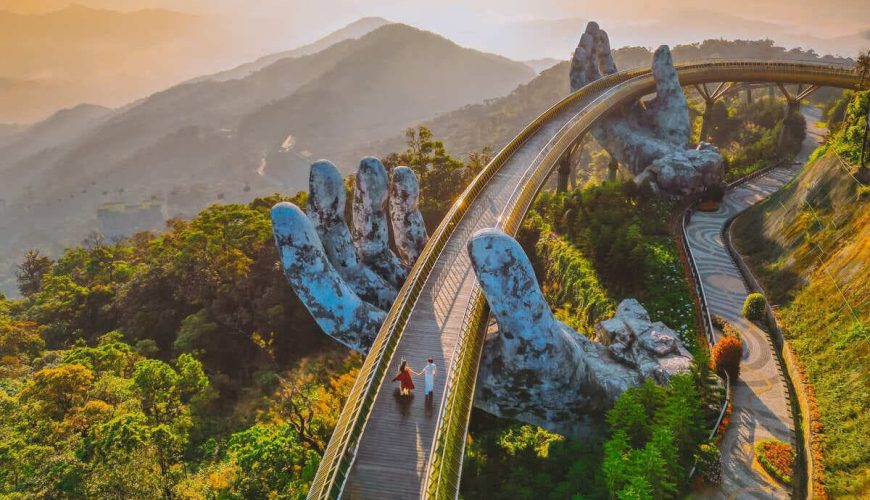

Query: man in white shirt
421 358 437 399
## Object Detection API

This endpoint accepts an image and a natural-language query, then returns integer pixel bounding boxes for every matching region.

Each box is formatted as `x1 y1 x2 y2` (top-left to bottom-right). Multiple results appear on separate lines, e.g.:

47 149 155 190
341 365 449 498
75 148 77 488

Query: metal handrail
423 69 656 499
681 209 717 343
307 59 867 500
681 205 729 480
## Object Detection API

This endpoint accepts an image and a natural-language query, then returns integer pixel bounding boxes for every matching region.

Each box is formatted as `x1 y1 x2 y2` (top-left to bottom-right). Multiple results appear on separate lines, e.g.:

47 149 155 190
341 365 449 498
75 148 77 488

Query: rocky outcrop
570 22 724 195
595 299 694 384
468 229 692 435
389 166 428 265
271 202 385 352
352 157 409 289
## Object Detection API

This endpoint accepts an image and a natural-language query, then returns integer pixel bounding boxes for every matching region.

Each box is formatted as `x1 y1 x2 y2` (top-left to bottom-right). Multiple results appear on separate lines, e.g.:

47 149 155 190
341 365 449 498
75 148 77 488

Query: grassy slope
732 152 870 496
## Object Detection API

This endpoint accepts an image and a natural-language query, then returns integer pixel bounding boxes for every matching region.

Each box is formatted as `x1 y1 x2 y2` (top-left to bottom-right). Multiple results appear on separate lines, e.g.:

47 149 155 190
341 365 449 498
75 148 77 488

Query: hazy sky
2 0 868 122
7 0 869 59
175 1 870 56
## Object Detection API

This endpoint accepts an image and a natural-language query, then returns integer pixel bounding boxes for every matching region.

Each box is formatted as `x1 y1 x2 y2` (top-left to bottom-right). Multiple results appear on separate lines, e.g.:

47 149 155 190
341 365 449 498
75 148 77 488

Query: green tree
20 364 94 419
224 423 320 498
383 126 490 228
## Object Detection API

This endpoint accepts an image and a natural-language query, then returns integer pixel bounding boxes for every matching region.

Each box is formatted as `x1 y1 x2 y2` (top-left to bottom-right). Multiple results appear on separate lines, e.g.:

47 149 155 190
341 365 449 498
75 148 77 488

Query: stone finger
271 202 385 352
389 166 429 266
352 156 409 288
308 160 397 310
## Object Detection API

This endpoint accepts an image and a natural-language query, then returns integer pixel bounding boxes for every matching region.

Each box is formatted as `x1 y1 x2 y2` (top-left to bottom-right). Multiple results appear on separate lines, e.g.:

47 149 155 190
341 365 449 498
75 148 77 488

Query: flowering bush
755 438 794 485
711 335 742 380
742 293 767 321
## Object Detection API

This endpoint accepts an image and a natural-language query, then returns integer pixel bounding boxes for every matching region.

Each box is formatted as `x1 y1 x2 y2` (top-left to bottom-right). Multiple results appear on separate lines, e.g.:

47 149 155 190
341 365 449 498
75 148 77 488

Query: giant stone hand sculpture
272 157 427 353
270 22 701 435
571 22 724 195
469 229 693 435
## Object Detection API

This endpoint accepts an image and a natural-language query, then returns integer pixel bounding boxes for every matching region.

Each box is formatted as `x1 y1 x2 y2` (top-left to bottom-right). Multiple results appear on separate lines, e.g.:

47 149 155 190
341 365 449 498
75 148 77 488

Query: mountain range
0 22 535 296
0 13 858 298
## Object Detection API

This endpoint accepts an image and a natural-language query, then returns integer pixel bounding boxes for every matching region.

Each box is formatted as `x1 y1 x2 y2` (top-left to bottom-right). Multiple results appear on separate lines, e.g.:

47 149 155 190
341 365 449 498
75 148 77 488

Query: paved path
686 107 822 499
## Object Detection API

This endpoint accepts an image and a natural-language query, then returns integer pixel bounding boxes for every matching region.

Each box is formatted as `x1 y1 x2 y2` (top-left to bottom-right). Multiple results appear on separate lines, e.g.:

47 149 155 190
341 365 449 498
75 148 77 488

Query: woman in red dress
392 360 416 396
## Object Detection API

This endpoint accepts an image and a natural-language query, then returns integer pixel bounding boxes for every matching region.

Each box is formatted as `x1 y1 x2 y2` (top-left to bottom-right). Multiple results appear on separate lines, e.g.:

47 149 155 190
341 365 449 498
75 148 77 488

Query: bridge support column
694 82 733 142
557 154 571 193
776 83 819 150
557 141 584 192
744 83 753 104
608 156 619 182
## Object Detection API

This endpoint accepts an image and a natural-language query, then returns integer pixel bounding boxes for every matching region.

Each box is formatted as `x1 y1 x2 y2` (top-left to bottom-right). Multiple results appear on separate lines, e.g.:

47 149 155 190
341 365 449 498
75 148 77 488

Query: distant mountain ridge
0 22 536 296
0 104 113 168
196 17 394 83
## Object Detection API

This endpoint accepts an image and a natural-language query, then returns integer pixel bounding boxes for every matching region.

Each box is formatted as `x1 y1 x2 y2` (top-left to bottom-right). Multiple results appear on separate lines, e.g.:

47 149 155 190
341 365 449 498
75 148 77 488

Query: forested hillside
0 190 366 496
732 90 869 497
0 127 492 498
0 23 533 298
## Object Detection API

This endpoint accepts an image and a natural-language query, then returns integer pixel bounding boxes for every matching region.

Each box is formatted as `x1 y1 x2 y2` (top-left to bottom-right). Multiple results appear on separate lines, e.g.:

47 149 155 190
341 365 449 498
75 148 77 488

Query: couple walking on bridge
392 358 436 400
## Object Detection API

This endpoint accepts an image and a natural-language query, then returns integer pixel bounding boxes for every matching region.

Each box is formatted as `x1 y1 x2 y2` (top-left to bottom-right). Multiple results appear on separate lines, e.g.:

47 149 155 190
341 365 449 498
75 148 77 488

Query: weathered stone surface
469 229 640 435
595 299 693 384
570 23 724 195
308 160 396 310
352 156 409 288
389 166 429 265
570 21 616 91
468 229 693 435
271 202 384 352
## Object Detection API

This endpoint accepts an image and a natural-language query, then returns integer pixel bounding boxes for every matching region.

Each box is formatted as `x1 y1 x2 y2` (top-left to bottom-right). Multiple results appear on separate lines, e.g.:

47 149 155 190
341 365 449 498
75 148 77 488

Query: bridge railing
307 60 643 500
308 59 865 500
422 68 663 499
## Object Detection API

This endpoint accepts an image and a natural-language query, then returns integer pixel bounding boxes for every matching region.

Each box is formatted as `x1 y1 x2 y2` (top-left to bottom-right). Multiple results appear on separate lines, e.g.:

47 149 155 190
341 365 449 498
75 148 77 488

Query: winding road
686 107 823 498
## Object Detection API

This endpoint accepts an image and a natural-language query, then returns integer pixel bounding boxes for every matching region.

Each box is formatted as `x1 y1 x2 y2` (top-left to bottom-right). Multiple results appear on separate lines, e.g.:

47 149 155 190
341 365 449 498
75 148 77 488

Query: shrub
720 320 742 340
755 438 794 485
696 441 722 485
742 293 767 321
711 335 742 380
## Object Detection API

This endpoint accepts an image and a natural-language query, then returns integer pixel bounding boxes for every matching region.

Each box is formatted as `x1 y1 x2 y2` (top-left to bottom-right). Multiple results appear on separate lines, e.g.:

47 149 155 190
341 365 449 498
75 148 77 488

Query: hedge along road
685 106 823 499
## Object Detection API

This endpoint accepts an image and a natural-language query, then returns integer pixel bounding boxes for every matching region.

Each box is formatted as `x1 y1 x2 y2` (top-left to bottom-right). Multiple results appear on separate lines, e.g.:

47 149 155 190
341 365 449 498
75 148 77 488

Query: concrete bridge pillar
557 141 583 192
776 83 819 150
557 154 571 192
607 156 619 182
694 82 733 142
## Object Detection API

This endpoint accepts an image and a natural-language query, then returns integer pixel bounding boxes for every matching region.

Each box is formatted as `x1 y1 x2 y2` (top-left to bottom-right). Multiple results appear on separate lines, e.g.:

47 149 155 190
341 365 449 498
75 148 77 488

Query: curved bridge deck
308 60 865 500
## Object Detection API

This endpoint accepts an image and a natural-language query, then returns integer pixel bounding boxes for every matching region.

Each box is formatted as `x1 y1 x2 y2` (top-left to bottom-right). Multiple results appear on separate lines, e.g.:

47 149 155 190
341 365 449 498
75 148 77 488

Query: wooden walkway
341 92 601 499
